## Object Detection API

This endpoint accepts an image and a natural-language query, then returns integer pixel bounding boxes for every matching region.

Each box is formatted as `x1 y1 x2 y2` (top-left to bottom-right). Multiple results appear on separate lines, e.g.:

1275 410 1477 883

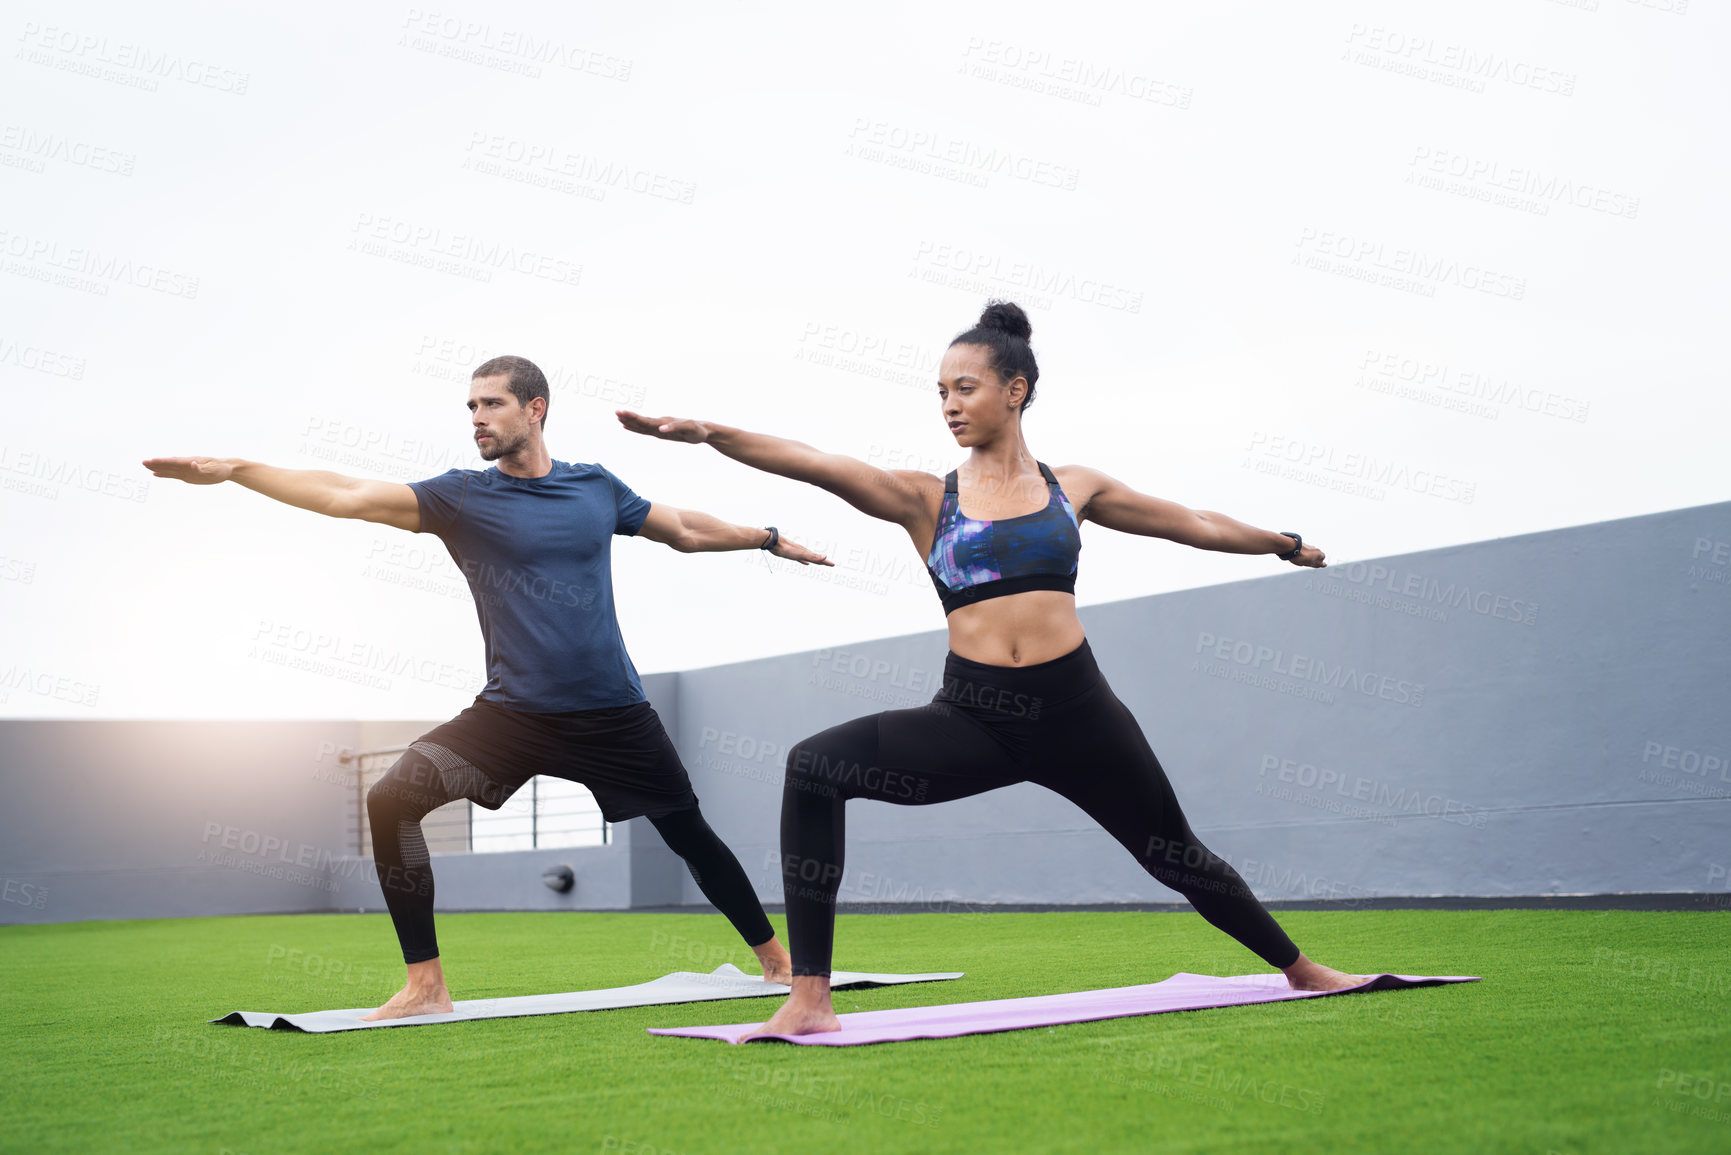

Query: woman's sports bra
925 462 1081 615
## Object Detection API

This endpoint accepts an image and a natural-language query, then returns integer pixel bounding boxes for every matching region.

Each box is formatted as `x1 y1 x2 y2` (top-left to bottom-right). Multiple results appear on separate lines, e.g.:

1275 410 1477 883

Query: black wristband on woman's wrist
1277 532 1302 561
760 526 779 551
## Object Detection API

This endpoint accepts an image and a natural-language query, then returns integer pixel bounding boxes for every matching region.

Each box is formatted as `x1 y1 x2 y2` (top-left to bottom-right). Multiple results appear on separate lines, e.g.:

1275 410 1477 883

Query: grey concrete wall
4 504 1727 925
0 720 362 925
324 840 636 915
668 500 1731 906
0 675 686 925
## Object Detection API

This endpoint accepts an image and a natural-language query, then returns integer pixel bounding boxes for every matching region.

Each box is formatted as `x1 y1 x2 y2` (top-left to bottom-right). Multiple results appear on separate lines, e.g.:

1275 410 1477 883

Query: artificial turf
1 909 1726 1154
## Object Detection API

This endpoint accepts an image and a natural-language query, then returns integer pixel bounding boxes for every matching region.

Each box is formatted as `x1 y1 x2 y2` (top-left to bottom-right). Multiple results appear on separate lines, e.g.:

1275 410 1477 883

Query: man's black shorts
414 697 698 822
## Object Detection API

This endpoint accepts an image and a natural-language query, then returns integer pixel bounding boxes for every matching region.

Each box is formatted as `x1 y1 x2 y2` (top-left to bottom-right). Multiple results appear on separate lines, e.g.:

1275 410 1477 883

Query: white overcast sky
2 0 1726 718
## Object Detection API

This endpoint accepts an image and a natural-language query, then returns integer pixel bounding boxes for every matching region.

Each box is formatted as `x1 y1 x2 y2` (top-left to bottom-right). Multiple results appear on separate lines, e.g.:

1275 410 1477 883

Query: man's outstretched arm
142 457 421 533
635 503 831 566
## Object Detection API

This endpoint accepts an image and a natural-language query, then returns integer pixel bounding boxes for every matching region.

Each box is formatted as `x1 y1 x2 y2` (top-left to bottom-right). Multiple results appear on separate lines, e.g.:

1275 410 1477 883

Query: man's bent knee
368 751 444 819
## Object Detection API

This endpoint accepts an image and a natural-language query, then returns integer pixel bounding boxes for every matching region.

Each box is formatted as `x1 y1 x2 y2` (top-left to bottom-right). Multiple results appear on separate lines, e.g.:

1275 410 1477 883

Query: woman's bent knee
784 716 881 798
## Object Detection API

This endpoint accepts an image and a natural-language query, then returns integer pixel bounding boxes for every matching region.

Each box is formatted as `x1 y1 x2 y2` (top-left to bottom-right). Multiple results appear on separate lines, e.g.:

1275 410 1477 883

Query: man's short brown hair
473 355 550 429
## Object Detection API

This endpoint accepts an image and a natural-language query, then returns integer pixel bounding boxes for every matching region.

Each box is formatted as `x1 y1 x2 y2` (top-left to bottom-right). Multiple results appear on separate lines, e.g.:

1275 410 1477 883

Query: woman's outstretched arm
616 410 937 533
1063 465 1326 567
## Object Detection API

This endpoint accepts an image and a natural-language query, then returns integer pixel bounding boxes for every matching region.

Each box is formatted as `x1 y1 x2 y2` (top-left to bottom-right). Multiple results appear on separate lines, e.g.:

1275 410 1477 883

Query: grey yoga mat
209 964 963 1033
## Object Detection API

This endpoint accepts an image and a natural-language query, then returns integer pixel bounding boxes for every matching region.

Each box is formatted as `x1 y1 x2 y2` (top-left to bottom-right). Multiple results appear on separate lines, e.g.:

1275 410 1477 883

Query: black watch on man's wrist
1277 532 1303 561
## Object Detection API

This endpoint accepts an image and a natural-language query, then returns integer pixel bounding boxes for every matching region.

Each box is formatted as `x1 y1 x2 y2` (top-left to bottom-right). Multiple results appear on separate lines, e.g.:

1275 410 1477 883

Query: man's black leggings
780 639 1303 977
367 744 774 963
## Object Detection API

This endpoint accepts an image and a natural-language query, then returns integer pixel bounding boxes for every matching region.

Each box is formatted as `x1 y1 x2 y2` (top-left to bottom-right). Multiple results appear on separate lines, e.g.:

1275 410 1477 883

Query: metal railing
342 744 610 858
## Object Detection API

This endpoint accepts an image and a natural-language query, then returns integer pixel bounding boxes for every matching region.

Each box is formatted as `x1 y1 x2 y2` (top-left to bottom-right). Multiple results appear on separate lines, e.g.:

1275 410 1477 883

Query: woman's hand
1286 543 1327 568
616 410 711 444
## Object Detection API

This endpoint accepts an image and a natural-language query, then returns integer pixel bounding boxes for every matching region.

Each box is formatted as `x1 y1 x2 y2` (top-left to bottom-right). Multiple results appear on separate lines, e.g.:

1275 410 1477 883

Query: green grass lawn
1 909 1726 1154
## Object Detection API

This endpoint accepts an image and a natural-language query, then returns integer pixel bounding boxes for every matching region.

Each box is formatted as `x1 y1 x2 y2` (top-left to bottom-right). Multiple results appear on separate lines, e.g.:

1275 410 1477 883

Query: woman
618 301 1364 1037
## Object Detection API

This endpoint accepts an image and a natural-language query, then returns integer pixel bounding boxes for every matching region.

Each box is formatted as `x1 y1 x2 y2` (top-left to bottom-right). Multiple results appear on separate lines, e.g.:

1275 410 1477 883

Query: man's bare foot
1282 952 1370 992
361 985 454 1020
753 935 793 985
361 957 455 1021
737 975 840 1042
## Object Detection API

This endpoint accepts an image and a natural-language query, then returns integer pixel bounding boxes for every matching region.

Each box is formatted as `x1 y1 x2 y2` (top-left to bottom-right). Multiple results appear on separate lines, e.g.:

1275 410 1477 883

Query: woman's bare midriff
943 590 1086 666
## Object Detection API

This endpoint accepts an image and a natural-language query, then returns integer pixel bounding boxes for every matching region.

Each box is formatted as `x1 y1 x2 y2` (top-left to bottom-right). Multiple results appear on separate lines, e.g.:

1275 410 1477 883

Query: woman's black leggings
367 745 774 964
780 639 1302 976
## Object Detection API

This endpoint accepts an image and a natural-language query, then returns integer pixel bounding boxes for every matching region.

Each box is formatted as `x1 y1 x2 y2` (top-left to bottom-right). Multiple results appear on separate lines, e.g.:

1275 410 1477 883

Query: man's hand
616 410 711 444
767 533 832 567
142 456 235 484
1286 544 1327 569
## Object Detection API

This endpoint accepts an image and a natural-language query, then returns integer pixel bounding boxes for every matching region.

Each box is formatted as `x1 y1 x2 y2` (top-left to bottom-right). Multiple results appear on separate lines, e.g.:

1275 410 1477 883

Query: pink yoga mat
648 971 1480 1046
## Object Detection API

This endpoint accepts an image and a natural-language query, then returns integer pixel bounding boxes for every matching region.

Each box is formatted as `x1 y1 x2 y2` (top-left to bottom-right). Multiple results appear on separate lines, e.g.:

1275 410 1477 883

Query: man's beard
477 431 527 461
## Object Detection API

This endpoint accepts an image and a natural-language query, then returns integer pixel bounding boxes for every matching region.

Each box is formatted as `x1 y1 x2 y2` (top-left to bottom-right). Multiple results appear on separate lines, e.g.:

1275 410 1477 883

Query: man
145 355 821 1019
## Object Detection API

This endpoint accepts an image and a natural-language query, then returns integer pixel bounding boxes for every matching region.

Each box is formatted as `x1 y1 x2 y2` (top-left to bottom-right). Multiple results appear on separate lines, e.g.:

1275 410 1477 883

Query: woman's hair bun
949 299 1040 410
977 300 1032 343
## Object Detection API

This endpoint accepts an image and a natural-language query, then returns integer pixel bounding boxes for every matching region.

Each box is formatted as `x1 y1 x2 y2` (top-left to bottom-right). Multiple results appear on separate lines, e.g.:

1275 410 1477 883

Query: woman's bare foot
737 975 840 1042
753 935 794 985
361 957 455 1021
1282 952 1370 992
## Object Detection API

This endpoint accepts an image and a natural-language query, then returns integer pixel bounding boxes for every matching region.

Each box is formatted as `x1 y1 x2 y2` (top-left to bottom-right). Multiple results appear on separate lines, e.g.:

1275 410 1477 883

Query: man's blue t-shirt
408 461 651 713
